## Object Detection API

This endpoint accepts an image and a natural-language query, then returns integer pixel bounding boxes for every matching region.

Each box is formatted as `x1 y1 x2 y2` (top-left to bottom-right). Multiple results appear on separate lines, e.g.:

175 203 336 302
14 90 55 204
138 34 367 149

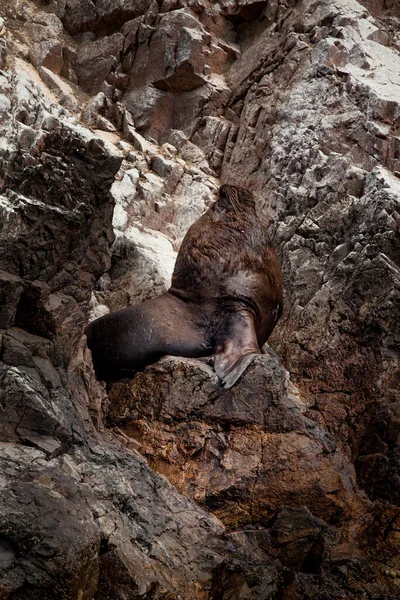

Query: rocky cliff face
0 0 400 598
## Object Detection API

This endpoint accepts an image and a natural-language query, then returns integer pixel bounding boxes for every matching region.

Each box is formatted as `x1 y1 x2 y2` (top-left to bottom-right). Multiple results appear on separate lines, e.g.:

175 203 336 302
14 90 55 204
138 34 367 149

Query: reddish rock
108 353 367 540
26 24 63 74
75 33 124 93
0 271 24 329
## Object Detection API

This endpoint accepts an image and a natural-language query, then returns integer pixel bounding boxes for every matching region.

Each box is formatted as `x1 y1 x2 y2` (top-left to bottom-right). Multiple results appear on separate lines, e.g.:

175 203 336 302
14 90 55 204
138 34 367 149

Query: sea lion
86 184 283 388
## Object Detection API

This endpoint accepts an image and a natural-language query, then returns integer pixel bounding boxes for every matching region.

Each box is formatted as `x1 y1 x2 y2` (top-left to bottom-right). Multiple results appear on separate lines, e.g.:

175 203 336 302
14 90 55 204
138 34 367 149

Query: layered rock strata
0 0 399 598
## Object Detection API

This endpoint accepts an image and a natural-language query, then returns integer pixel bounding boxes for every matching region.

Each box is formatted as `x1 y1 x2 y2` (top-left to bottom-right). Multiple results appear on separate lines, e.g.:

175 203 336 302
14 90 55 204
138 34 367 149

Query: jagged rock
0 446 101 599
0 435 293 599
221 0 400 463
39 67 78 112
170 172 218 241
120 7 234 140
124 85 174 140
58 0 155 36
150 154 184 193
192 115 232 171
271 506 328 571
108 352 366 533
1 0 400 596
25 15 64 74
0 40 6 71
0 57 281 600
0 71 122 363
107 352 389 596
102 226 176 310
357 399 400 503
218 0 270 21
75 33 124 93
126 9 210 93
0 271 24 329
122 112 155 152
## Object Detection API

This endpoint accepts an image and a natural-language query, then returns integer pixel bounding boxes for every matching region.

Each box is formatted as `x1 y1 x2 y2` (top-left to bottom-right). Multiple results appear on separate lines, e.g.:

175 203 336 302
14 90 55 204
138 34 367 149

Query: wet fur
86 185 283 387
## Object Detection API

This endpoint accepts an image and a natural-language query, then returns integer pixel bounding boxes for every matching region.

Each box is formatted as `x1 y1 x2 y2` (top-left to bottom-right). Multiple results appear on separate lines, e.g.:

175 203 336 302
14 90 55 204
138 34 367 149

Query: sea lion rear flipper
214 310 260 389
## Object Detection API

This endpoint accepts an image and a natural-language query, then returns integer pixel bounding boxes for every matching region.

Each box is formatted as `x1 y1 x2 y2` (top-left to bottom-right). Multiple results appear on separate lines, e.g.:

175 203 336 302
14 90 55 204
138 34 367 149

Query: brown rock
1 0 400 596
0 271 24 329
108 353 367 535
60 0 155 36
75 33 124 93
26 18 64 74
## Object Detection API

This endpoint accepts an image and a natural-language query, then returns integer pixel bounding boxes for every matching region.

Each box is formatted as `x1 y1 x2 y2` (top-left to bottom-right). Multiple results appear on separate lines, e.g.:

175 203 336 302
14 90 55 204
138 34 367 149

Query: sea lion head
217 184 256 214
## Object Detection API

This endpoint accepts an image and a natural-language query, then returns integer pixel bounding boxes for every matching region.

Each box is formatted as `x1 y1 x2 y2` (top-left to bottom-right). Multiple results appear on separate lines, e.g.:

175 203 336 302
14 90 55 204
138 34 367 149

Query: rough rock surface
109 352 367 532
0 0 400 598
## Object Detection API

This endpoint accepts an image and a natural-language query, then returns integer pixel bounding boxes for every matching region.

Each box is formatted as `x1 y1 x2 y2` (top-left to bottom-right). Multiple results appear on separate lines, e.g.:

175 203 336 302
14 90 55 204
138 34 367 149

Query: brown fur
86 185 283 387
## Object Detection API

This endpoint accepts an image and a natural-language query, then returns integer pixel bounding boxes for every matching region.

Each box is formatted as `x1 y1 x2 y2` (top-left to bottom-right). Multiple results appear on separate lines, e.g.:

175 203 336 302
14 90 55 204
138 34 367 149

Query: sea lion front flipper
214 310 261 388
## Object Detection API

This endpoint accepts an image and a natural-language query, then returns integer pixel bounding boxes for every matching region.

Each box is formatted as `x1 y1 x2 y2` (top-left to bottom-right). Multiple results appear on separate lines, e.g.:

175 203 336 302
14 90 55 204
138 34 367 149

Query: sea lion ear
217 184 230 209
217 185 255 213
217 184 238 211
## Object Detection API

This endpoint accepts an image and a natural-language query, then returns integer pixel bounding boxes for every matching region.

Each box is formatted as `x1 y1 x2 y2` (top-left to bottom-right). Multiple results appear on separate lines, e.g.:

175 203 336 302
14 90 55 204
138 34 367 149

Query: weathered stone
108 353 365 533
1 0 400 596
39 67 78 112
102 226 176 310
121 7 229 141
150 154 184 192
0 448 101 599
271 506 327 571
26 21 64 74
1 334 35 368
122 114 155 152
0 72 122 365
80 92 115 131
218 0 270 21
0 271 24 329
221 0 400 463
75 33 124 93
192 115 232 171
127 9 209 93
0 362 80 443
124 85 174 140
59 0 154 35
60 46 78 84
57 0 97 34
0 40 6 69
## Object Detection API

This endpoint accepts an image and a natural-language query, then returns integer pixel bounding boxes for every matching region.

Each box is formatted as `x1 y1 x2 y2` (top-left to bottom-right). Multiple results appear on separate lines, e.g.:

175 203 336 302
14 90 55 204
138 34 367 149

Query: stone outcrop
0 0 400 597
211 2 400 518
109 351 367 534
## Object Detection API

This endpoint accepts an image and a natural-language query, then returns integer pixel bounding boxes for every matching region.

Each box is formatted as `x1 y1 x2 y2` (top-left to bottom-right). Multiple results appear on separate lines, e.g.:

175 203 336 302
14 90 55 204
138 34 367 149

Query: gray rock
39 67 78 112
1 0 400 596
59 0 154 35
26 21 63 74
